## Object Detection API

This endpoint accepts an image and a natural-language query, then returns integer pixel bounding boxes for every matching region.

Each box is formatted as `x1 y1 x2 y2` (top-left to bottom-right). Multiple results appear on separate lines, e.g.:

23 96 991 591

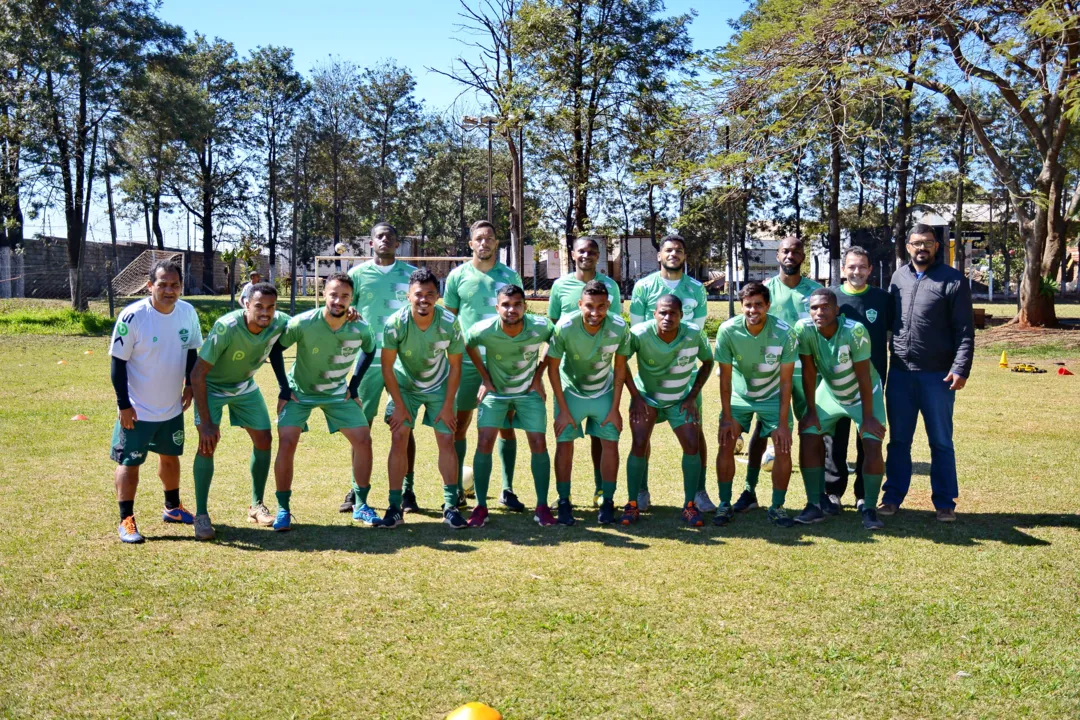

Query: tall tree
308 58 361 245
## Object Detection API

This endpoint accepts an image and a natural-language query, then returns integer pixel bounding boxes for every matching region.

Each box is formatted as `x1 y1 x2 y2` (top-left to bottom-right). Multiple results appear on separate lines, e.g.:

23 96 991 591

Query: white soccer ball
335 242 347 255
734 434 745 455
761 443 775 472
461 465 475 498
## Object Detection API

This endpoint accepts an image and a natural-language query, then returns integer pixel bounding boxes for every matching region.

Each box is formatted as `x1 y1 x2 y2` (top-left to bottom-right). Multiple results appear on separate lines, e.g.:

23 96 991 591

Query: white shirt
239 282 255 306
110 298 203 422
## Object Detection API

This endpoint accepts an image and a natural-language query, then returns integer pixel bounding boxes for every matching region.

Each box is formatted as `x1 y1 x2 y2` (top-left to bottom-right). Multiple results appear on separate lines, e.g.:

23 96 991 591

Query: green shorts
729 393 791 437
800 383 886 441
649 393 702 431
358 365 386 425
556 390 620 443
194 390 271 431
110 413 185 466
791 375 808 420
455 361 483 412
477 391 547 434
277 398 368 434
385 387 455 435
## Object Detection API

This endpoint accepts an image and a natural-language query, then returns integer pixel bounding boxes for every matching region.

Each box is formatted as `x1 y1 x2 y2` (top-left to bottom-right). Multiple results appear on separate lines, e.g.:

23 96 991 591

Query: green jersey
548 311 632 398
629 320 711 408
547 272 622 322
381 306 465 393
465 314 553 397
713 314 797 402
444 261 523 350
794 315 879 406
764 275 822 327
629 270 708 330
278 308 376 402
199 309 289 397
348 259 417 352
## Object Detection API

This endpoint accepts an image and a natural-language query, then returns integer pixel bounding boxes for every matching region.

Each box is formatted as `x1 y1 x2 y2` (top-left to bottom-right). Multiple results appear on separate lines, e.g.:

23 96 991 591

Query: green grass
2 336 1079 718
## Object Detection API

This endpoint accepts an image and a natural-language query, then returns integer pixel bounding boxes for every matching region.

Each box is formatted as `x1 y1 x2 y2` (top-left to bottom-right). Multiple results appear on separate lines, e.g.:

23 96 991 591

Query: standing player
714 282 798 528
239 270 261 308
547 280 631 524
548 236 622 508
270 273 377 531
464 285 554 527
444 220 526 511
339 222 420 513
736 235 823 515
627 234 713 513
622 295 713 527
795 289 888 529
189 283 288 540
826 246 893 509
109 260 204 543
381 268 467 529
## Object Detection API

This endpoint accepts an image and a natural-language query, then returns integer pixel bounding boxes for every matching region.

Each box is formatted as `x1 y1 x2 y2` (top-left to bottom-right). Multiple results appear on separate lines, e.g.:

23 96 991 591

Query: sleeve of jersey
279 317 301 350
448 318 465 355
610 280 623 312
443 272 459 311
361 324 376 354
110 311 136 361
616 326 633 357
693 285 708 326
628 285 646 325
794 321 812 356
547 326 565 360
712 326 732 364
781 327 799 363
850 322 872 363
511 270 524 288
381 316 401 351
695 329 711 361
547 286 561 321
187 308 204 350
199 323 227 364
541 318 555 343
464 324 480 349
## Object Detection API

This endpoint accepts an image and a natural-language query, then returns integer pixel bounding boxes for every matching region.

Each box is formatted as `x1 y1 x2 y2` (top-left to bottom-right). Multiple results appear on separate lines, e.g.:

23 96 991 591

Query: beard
780 262 801 276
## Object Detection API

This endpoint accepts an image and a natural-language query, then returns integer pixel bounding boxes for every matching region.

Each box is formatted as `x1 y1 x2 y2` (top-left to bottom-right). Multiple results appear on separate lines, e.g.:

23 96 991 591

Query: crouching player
795 289 887 529
547 280 631 525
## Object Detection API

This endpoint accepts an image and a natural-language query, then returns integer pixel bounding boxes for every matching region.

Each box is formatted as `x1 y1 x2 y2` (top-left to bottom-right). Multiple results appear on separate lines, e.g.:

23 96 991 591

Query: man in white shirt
110 260 204 543
239 271 261 308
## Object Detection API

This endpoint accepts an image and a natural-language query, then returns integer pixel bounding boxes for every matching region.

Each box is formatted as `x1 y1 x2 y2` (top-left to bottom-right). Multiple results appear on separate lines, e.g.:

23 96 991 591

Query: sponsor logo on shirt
117 322 129 336
232 350 246 361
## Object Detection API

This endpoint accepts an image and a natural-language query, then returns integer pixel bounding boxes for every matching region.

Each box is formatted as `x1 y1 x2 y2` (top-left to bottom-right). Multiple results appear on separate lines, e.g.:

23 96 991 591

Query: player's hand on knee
799 411 821 434
478 381 494 404
862 417 886 441
680 396 700 424
435 407 456 432
718 416 737 448
198 423 220 455
629 397 647 425
772 425 792 454
601 408 623 433
554 408 574 437
389 405 413 431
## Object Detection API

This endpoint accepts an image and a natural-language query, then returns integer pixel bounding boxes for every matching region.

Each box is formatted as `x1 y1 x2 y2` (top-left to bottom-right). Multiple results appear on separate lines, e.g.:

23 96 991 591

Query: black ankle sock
164 489 180 509
119 500 135 520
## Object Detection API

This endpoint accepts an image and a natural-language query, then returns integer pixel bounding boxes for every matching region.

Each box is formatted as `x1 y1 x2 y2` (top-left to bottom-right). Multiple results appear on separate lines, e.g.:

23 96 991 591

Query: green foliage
0 307 115 336
1039 275 1060 299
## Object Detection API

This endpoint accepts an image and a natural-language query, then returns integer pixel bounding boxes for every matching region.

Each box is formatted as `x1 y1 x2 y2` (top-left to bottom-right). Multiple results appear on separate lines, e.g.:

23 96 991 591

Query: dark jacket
889 262 974 377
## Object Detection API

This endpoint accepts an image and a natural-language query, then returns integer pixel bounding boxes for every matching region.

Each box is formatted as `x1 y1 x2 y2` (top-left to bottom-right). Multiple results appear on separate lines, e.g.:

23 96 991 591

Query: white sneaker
637 491 651 512
193 513 216 541
855 498 865 511
694 490 717 513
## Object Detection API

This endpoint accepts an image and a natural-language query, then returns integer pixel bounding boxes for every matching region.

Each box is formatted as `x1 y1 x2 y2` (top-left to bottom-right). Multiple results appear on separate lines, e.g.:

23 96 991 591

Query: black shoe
732 490 758 513
338 489 355 513
456 489 469 509
443 505 467 529
402 490 420 514
819 493 840 516
712 505 735 526
556 498 576 526
794 503 826 524
380 505 404 528
597 498 615 524
499 489 525 512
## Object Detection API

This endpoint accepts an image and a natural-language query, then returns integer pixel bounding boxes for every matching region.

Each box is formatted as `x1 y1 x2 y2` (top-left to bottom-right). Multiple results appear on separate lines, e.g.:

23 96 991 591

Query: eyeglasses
907 241 936 249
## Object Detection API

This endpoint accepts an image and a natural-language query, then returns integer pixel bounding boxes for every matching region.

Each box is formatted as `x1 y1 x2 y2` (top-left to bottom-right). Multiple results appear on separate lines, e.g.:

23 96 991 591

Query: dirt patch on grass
976 325 1080 350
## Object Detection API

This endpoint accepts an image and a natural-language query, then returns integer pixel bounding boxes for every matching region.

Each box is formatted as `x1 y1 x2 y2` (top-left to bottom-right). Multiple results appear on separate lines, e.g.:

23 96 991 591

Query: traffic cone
1058 367 1074 376
999 350 1009 368
71 415 89 421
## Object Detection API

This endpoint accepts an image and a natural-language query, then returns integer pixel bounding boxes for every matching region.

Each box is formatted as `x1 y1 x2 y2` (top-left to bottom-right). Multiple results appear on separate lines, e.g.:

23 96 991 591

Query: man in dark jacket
880 224 974 521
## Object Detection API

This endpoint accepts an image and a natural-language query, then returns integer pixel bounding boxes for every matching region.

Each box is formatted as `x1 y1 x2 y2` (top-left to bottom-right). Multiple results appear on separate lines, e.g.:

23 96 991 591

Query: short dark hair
497 284 525 301
371 222 398 238
843 246 871 264
325 272 353 291
659 234 686 252
409 267 438 289
149 259 183 284
908 224 937 242
809 288 837 305
656 293 683 311
574 236 601 252
739 281 770 303
581 280 609 297
249 282 278 298
470 220 496 238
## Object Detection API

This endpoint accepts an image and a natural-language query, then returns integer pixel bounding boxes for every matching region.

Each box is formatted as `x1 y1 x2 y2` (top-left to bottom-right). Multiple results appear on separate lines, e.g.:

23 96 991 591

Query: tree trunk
953 122 966 274
891 52 917 271
104 141 119 272
1016 200 1057 327
202 160 215 292
827 86 843 284
267 135 277 280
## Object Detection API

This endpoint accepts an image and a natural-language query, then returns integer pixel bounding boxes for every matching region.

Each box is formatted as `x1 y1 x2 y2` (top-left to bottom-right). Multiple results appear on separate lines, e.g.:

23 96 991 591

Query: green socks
745 466 761 493
455 439 467 488
697 451 707 492
593 466 603 493
498 438 517 491
532 451 551 506
681 453 700 505
275 490 292 512
717 480 733 507
802 466 825 506
641 463 650 492
627 454 646 501
473 452 492 507
193 453 214 516
389 489 403 508
442 483 459 509
771 488 787 509
403 471 415 494
864 473 883 510
353 480 370 507
556 481 571 501
602 481 616 502
250 448 270 505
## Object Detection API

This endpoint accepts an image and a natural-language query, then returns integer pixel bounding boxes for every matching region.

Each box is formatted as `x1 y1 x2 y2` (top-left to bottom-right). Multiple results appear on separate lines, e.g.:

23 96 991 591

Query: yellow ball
446 702 502 720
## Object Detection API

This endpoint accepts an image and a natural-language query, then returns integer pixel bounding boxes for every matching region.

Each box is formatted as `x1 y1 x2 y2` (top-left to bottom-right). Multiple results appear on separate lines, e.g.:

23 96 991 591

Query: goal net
312 256 472 307
101 249 184 299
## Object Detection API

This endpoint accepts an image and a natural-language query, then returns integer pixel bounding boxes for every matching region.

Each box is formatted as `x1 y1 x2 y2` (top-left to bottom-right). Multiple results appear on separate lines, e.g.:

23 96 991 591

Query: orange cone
71 414 89 421
1058 367 1074 376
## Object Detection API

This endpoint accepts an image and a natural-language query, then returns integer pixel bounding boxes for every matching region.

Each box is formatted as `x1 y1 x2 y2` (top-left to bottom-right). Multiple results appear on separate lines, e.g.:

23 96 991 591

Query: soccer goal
102 249 185 299
312 256 472 307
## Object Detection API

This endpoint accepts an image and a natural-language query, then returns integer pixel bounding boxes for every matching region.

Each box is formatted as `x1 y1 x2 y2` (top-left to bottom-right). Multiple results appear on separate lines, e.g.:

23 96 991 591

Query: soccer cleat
118 516 144 544
402 490 420 514
712 505 735 527
767 506 795 528
338 489 355 513
534 504 556 527
456 489 469 509
443 505 467 529
380 505 404 529
819 493 840 516
193 514 216 541
794 503 826 524
636 491 651 512
162 504 195 525
248 503 274 527
352 503 383 527
694 490 717 513
732 490 759 513
467 505 489 528
597 499 616 525
861 506 884 530
681 501 704 527
877 502 899 516
556 498 576 526
499 489 525 512
593 488 604 508
272 509 292 532
620 502 640 525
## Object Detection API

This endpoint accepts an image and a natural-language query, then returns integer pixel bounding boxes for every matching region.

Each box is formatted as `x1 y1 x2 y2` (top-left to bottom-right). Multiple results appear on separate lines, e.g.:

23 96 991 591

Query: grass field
2 301 1080 718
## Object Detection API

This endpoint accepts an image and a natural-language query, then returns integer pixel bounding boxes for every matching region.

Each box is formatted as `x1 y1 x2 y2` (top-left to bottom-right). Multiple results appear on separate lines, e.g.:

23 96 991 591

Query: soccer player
445 220 526 512
548 236 622 508
825 246 894 509
547 280 631 524
795 289 888 529
109 260 204 543
338 222 420 514
270 272 377 531
622 295 713 527
737 235 823 515
714 282 797 528
189 283 288 540
627 234 713 513
381 268 467 529
463 285 554 527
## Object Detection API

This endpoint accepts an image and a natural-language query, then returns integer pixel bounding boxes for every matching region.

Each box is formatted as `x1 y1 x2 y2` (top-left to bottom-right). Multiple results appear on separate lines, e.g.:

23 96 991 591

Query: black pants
823 417 865 501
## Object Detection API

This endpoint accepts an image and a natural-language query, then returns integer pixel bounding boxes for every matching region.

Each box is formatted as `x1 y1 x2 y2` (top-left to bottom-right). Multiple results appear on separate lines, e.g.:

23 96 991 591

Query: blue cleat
162 505 195 524
681 501 704 527
380 505 404 529
794 503 826 524
732 490 759 513
597 499 616 525
556 498 576 526
767 506 795 528
272 509 293 532
118 516 144 544
352 503 382 527
712 505 735 527
819 493 840 516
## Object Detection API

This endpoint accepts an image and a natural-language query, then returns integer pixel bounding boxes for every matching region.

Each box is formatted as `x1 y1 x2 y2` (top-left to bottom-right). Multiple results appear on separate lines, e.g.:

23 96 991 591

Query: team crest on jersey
179 328 190 343
865 309 878 323
677 354 692 366
764 351 778 364
838 347 851 364
602 352 613 363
